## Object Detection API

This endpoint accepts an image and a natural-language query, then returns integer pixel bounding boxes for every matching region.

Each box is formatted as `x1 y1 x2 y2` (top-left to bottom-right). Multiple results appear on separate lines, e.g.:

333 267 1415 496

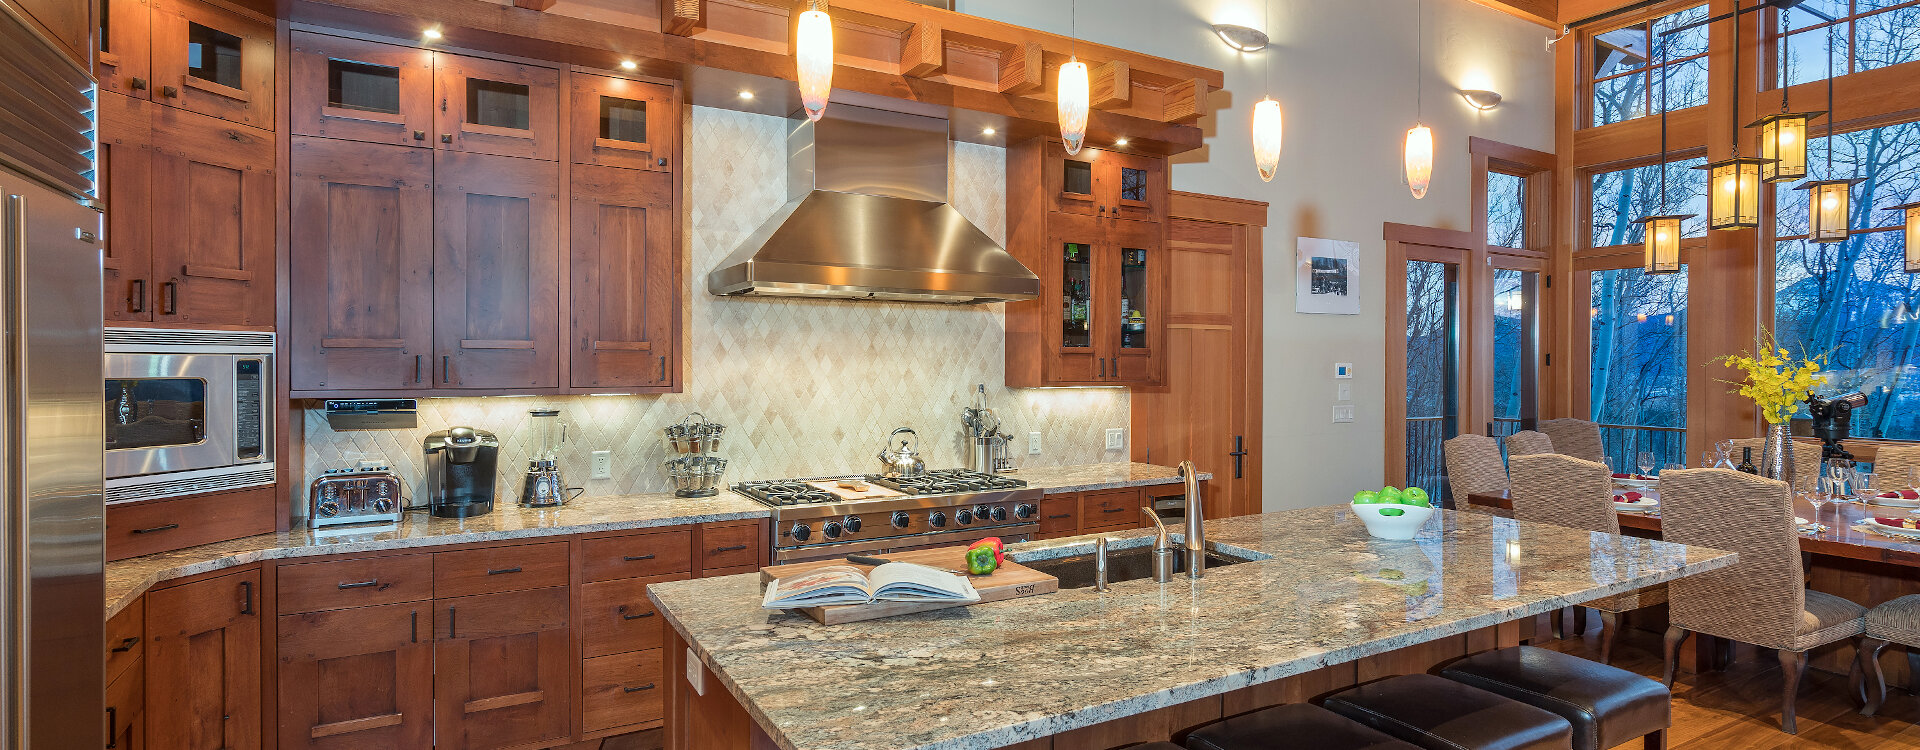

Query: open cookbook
761 562 981 609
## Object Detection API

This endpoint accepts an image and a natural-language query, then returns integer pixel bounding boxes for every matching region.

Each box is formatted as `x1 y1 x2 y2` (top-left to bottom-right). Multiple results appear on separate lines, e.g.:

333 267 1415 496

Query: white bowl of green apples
1350 487 1436 541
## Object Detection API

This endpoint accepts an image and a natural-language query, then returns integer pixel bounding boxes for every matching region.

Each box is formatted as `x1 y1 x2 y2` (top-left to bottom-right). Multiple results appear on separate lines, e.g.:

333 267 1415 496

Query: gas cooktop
737 470 1044 560
733 469 1027 507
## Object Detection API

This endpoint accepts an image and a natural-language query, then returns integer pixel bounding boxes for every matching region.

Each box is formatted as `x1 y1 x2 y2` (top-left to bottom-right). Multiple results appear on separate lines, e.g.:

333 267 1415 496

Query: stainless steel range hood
707 106 1039 304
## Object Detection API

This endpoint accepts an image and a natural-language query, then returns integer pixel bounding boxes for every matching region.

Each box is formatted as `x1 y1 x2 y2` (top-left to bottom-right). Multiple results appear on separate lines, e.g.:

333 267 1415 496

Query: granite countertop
103 462 1198 619
647 507 1739 750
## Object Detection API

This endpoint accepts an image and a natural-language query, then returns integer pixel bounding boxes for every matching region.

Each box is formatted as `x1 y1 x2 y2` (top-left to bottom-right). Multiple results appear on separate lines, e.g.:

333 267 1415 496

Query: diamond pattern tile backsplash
301 107 1129 512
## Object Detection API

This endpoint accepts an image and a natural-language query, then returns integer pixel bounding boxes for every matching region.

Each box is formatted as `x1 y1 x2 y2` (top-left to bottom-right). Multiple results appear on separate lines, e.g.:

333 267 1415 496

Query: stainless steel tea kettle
877 427 926 477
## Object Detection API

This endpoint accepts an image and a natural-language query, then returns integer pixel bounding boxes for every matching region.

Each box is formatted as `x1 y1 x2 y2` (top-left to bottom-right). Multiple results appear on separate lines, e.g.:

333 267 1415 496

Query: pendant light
1794 18 1859 244
1637 16 1693 276
1250 0 1283 181
1404 0 1432 199
1747 8 1823 183
1058 0 1090 155
1694 0 1774 230
795 0 834 121
1889 202 1920 272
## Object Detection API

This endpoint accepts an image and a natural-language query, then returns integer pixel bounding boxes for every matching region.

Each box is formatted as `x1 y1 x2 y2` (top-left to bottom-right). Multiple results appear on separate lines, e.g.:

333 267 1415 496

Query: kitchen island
647 506 1738 750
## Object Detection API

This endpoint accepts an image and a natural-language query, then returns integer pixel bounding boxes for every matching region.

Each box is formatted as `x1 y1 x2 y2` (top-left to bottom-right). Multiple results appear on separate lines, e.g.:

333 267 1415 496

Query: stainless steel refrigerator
0 1 107 747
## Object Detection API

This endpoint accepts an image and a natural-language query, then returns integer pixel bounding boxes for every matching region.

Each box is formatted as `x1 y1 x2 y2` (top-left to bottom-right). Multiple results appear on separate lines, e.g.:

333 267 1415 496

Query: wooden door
1045 142 1100 217
1041 213 1105 384
433 151 562 390
1385 231 1480 500
434 587 572 750
99 92 154 323
97 0 152 99
148 107 275 328
148 0 273 128
277 602 434 750
1098 150 1166 224
569 73 677 172
290 137 435 392
1104 220 1166 386
569 165 677 390
146 569 262 750
434 53 559 162
1132 196 1264 520
290 32 434 147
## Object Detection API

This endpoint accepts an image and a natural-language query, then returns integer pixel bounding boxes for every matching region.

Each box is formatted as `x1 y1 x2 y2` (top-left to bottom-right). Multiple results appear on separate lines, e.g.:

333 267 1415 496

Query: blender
520 408 576 507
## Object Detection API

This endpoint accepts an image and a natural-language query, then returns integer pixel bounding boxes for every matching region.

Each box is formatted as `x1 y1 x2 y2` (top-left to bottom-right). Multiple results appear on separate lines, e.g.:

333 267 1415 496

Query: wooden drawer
581 649 664 733
581 528 693 583
105 654 144 750
1039 495 1080 534
580 573 685 658
277 553 433 614
433 542 570 599
1082 488 1145 529
105 486 275 561
105 597 144 688
697 522 761 574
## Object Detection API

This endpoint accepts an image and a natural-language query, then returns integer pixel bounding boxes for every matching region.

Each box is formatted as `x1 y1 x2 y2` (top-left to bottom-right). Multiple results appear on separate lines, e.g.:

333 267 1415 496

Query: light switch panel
1104 428 1125 451
1332 405 1355 423
1336 383 1353 401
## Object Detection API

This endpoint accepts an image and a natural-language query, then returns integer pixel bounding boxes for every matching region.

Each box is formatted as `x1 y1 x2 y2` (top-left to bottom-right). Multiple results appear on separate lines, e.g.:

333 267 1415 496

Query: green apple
1352 490 1381 505
1378 507 1406 517
1377 487 1405 505
1401 487 1431 507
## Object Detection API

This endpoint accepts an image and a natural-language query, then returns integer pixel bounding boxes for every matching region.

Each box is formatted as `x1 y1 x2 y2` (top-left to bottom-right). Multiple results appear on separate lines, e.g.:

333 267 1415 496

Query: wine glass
1799 474 1826 532
1638 451 1657 478
1906 466 1919 493
1701 451 1716 468
1852 468 1877 504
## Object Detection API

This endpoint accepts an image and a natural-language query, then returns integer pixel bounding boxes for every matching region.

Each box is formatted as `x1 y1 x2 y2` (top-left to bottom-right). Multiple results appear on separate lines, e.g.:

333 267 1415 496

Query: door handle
411 609 419 643
130 77 147 91
161 85 178 98
413 355 423 384
1230 435 1248 479
413 130 426 141
128 279 145 313
441 355 450 384
448 606 457 638
658 355 667 383
110 636 140 653
1099 358 1107 378
160 280 178 315
106 707 117 748
441 133 453 144
239 580 254 615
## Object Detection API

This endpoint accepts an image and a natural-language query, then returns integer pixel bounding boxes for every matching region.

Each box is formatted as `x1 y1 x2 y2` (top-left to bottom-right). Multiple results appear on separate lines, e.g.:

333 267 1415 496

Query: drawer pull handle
619 607 655 621
1046 514 1072 520
132 523 179 534
448 606 457 638
622 554 655 562
1102 507 1126 513
712 545 748 553
411 610 418 643
623 683 656 694
110 636 140 653
106 707 118 748
486 567 522 575
128 279 145 313
338 580 379 589
240 580 254 615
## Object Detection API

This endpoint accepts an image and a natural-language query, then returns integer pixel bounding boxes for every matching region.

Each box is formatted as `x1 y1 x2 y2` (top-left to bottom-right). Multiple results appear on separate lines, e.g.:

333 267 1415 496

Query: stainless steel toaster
309 466 403 528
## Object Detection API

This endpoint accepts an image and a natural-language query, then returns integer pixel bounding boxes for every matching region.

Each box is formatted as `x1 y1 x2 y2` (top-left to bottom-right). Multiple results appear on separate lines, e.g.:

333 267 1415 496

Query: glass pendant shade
795 2 834 122
1057 58 1090 156
1890 202 1920 273
1251 97 1283 182
1404 124 1433 200
1748 112 1822 183
1636 215 1689 275
1694 157 1771 230
1797 179 1862 243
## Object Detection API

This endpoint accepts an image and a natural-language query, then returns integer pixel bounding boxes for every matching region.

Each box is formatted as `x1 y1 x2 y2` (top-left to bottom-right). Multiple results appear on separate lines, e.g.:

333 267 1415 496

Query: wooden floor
1543 620 1920 749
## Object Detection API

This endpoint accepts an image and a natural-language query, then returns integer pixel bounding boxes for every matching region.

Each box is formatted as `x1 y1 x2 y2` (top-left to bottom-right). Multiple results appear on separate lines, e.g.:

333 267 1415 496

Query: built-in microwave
103 328 275 504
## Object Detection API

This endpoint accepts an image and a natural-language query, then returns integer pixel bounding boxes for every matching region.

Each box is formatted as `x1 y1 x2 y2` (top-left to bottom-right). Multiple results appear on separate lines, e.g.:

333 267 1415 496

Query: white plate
1864 517 1920 539
1795 516 1810 526
1614 477 1659 490
1867 494 1920 509
1613 498 1659 512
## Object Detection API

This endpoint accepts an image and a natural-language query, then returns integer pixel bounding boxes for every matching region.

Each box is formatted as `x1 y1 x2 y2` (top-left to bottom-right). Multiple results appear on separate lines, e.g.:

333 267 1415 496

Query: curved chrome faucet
1142 508 1177 582
1179 461 1205 579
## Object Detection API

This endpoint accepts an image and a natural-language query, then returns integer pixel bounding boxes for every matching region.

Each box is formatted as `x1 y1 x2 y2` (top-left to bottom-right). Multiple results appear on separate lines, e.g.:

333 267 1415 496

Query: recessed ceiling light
738 90 755 100
1115 138 1129 147
982 127 996 136
422 27 443 40
619 60 638 71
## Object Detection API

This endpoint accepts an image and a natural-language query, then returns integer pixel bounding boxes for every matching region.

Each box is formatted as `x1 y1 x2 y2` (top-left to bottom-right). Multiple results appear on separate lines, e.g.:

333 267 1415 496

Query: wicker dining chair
1505 430 1554 458
1856 594 1920 716
1728 437 1821 486
1443 434 1508 510
1658 468 1868 734
1539 418 1606 464
1871 444 1920 489
1507 453 1667 665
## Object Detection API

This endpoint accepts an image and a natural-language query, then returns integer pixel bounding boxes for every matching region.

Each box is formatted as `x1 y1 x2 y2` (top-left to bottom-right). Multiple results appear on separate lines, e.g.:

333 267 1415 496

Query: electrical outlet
1336 382 1352 401
685 647 706 696
1028 431 1043 455
1332 405 1356 423
590 450 612 480
1104 428 1125 451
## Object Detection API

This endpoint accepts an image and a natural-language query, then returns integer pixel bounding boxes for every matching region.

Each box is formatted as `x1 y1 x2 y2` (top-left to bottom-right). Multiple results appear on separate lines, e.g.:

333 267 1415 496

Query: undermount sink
1021 545 1260 590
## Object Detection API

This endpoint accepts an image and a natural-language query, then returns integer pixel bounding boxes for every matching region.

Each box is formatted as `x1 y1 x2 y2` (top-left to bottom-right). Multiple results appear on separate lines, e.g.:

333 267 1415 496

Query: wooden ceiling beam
996 41 1042 95
899 20 943 76
1161 78 1206 124
665 0 705 36
1462 0 1560 28
1090 60 1129 109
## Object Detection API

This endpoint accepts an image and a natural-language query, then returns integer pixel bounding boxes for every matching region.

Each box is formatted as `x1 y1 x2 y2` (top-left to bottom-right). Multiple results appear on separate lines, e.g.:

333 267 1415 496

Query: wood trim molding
1169 191 1267 226
1383 221 1477 247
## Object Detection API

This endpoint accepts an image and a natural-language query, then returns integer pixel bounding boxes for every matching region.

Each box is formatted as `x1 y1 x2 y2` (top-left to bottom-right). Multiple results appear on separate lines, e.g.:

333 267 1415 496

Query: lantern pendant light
1403 0 1432 199
1058 0 1090 155
1695 0 1774 230
1889 202 1920 273
1250 0 1282 182
1636 10 1693 276
1794 18 1858 244
1747 8 1822 183
795 0 834 121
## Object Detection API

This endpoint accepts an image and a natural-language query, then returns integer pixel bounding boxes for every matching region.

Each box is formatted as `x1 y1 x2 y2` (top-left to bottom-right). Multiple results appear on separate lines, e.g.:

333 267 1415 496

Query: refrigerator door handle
3 192 27 750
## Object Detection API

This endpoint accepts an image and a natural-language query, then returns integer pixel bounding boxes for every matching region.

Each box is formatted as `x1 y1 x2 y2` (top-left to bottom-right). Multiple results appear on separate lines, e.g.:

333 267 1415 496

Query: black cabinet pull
622 554 655 562
160 280 178 315
132 523 178 534
618 605 655 621
110 636 140 653
448 606 457 639
486 566 522 575
410 610 419 642
106 706 117 748
712 545 748 553
1230 435 1248 479
161 84 178 98
413 354 423 384
413 130 426 141
658 355 667 382
240 580 254 615
441 133 452 143
441 355 450 384
337 580 378 589
1046 513 1071 519
623 683 656 694
656 157 668 167
1102 506 1126 513
1099 358 1107 378
130 77 147 90
128 279 145 313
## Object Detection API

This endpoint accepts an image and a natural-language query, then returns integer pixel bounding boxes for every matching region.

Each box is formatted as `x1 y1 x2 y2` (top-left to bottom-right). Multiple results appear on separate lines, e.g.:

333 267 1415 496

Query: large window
1488 172 1526 249
1591 6 1710 127
1777 0 1920 88
1774 121 1920 439
1589 157 1708 248
1591 269 1689 467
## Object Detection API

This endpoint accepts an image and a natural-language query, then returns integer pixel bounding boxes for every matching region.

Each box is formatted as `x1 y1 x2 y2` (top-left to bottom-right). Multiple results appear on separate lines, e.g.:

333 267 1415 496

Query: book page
868 562 980 603
762 566 874 608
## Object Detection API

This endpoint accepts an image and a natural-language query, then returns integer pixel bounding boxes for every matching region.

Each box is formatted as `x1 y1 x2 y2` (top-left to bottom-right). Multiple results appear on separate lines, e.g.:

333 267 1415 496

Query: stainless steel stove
734 469 1042 563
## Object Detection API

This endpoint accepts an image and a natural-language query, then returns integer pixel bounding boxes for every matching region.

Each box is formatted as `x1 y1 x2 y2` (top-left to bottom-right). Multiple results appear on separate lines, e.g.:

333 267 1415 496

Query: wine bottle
1737 447 1758 475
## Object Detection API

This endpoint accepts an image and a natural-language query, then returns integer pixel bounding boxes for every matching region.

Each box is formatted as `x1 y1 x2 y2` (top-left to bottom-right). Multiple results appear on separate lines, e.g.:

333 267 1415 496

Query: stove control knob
928 512 947 528
891 511 910 529
823 521 843 539
790 523 812 542
990 506 1008 522
843 515 863 533
1014 503 1037 520
317 500 340 517
955 509 974 525
373 498 395 513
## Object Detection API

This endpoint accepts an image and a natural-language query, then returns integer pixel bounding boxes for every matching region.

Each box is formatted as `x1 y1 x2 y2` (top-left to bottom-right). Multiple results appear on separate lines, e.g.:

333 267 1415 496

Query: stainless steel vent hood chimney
706 106 1039 304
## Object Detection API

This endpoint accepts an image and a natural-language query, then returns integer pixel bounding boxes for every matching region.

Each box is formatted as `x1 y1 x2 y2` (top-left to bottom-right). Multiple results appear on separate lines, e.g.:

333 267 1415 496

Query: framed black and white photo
1296 237 1360 315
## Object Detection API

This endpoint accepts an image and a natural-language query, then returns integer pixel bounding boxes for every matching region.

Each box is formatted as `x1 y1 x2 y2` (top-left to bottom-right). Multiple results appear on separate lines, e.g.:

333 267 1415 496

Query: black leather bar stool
1438 646 1670 750
1184 703 1422 750
1323 673 1574 750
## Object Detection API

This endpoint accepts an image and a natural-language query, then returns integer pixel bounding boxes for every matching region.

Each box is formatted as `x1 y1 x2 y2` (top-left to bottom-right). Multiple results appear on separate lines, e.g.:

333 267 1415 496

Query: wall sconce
1211 24 1269 52
1694 157 1772 230
1889 203 1920 273
1797 178 1863 244
1460 89 1502 111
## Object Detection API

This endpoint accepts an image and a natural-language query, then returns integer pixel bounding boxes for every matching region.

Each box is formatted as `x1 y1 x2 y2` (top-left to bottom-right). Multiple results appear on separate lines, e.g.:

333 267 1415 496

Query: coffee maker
423 427 500 518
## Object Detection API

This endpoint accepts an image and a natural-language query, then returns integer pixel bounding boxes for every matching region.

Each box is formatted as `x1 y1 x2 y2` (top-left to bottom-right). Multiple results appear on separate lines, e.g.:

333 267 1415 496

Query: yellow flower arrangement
1717 337 1828 425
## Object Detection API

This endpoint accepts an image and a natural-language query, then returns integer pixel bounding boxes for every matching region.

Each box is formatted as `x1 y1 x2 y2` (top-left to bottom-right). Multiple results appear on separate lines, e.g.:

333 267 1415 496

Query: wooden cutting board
759 545 1058 625
803 480 906 502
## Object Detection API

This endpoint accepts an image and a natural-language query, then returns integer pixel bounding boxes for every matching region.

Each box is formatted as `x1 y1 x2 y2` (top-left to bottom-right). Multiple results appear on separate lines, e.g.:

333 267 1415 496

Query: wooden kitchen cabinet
99 92 153 323
433 151 563 390
1036 489 1157 539
290 31 435 147
569 73 678 172
96 0 153 99
569 165 678 391
580 649 665 733
146 105 275 327
433 585 574 750
106 658 145 750
1043 141 1164 224
434 53 560 162
277 602 435 749
146 567 262 750
149 0 274 128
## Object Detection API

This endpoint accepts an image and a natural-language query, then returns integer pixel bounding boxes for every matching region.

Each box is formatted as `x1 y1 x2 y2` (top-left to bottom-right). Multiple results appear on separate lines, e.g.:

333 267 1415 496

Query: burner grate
735 480 837 506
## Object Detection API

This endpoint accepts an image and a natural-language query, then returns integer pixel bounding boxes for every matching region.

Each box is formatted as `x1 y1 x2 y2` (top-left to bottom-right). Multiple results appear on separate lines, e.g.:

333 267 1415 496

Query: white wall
959 0 1555 509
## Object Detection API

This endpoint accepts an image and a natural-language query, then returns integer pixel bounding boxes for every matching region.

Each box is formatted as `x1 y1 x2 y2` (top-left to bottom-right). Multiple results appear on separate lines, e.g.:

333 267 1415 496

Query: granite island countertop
103 462 1200 619
646 506 1738 750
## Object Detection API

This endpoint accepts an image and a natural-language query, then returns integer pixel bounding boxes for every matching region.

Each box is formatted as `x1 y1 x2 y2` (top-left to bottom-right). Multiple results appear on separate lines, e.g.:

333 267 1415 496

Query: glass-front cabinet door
1046 214 1105 383
1105 221 1165 385
569 74 678 172
150 0 275 128
433 52 559 161
1101 151 1164 223
290 32 435 147
1047 144 1101 217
